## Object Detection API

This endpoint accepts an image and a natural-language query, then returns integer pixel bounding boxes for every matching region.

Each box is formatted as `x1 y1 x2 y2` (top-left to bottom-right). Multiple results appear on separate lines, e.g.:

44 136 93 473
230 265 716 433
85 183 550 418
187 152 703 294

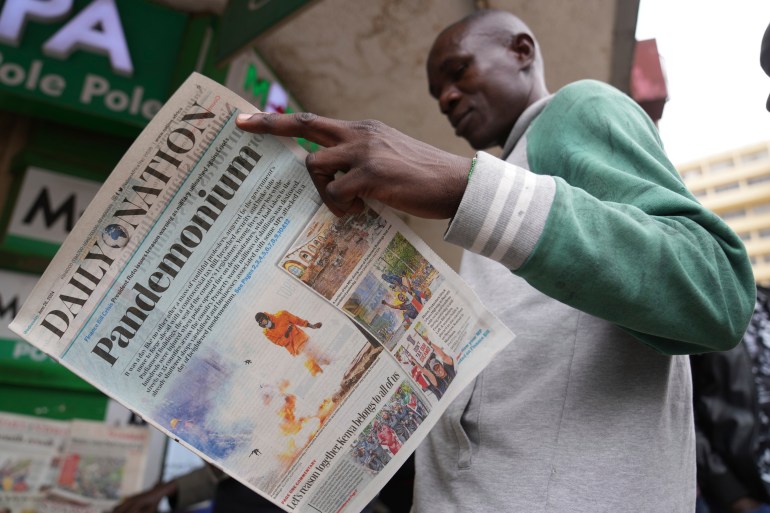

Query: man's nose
438 85 461 114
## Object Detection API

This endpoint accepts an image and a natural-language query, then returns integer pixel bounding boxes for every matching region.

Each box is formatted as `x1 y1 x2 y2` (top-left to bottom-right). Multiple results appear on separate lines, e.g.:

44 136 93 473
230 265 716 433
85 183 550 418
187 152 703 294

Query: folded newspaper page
9 73 514 513
0 413 68 513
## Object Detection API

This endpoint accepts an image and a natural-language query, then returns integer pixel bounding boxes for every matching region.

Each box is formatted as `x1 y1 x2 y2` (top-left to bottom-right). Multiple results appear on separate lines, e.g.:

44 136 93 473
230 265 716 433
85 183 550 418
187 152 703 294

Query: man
380 410 407 444
381 271 413 291
254 311 328 374
381 291 421 320
364 431 392 467
392 402 420 437
237 9 755 512
355 445 386 473
424 339 455 398
692 287 770 513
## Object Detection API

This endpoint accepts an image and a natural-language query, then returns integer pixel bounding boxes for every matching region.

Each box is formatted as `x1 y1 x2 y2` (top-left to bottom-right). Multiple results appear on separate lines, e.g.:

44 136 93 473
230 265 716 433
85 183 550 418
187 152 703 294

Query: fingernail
237 113 253 122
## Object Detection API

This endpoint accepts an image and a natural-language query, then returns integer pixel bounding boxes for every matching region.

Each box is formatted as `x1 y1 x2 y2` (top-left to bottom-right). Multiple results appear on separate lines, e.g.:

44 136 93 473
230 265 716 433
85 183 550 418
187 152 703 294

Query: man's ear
509 33 536 67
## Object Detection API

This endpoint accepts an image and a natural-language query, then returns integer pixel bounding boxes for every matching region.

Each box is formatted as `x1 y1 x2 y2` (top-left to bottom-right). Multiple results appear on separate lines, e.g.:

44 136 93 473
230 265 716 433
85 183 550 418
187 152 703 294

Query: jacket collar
500 94 554 160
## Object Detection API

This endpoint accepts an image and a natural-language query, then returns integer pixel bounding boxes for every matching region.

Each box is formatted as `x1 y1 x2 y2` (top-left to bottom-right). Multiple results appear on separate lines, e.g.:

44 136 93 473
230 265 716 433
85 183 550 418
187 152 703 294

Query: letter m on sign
6 167 101 251
0 293 19 320
22 188 77 232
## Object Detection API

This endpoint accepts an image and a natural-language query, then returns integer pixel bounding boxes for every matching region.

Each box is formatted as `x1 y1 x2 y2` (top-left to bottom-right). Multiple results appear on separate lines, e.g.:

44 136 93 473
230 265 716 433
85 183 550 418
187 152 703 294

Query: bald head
435 10 544 74
426 10 549 149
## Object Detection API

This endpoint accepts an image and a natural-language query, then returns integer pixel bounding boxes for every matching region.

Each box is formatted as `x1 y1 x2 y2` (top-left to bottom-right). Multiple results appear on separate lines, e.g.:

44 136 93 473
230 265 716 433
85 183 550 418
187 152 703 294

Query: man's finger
313 172 361 217
304 148 366 216
236 112 345 148
305 147 353 178
324 168 368 215
302 151 343 216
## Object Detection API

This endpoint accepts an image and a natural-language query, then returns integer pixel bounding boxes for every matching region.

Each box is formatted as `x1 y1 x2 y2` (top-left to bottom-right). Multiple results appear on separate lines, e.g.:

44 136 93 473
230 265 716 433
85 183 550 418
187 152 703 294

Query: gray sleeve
444 151 555 270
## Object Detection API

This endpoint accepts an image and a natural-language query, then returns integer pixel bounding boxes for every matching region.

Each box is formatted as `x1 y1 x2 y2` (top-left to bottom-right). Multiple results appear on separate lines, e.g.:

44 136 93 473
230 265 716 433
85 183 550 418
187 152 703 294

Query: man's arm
235 85 755 354
381 299 403 310
280 311 320 330
112 465 219 513
112 479 178 513
441 82 754 355
513 81 754 353
427 341 453 366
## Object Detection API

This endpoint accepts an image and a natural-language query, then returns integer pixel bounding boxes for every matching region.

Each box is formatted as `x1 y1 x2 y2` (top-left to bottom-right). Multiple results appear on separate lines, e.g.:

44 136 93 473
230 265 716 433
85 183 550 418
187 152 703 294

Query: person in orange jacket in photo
255 310 329 375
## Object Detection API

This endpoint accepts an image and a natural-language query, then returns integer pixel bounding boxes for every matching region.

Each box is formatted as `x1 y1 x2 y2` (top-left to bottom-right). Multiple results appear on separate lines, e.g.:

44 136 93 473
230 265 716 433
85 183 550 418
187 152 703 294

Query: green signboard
0 0 188 132
0 268 99 393
0 385 108 420
216 0 313 63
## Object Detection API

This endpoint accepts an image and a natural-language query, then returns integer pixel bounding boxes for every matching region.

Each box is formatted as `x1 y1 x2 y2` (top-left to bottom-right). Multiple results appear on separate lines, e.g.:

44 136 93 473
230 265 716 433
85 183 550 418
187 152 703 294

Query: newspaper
0 413 150 513
0 413 68 513
45 420 150 512
9 73 514 513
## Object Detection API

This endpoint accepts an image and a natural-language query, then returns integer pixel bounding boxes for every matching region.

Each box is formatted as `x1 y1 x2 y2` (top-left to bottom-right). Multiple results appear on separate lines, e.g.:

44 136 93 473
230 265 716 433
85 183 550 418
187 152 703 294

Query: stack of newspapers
0 411 150 513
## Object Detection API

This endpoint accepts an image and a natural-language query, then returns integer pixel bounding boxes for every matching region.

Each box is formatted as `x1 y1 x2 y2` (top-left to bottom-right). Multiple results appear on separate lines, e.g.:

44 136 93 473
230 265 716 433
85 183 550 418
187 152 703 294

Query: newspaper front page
9 73 514 513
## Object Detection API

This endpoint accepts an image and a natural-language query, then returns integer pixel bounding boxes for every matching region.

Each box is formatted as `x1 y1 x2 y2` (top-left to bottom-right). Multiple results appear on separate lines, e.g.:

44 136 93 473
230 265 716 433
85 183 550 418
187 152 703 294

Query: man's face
432 362 447 378
427 21 533 149
257 316 273 329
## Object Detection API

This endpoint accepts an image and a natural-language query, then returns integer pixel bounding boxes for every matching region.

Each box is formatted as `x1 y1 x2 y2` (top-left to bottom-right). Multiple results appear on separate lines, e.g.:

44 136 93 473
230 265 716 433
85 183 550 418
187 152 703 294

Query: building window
710 158 734 173
738 232 752 241
763 254 770 264
748 174 770 186
714 182 740 193
681 168 702 180
751 256 759 265
691 189 707 198
722 208 747 220
759 228 770 238
741 148 770 164
753 203 770 215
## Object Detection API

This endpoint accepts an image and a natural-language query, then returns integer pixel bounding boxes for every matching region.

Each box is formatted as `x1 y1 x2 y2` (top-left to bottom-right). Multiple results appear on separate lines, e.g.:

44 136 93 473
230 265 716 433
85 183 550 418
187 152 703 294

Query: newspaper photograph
9 73 514 513
45 420 150 512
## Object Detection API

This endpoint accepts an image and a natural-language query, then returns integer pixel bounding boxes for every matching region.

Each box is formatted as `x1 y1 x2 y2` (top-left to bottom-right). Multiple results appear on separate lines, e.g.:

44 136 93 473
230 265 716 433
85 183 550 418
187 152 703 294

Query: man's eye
452 64 467 80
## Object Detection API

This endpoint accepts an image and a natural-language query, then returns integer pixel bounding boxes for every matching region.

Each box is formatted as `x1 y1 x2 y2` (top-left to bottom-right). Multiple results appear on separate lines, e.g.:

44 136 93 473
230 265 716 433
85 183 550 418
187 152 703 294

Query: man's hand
235 112 471 219
729 497 770 513
112 480 177 513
